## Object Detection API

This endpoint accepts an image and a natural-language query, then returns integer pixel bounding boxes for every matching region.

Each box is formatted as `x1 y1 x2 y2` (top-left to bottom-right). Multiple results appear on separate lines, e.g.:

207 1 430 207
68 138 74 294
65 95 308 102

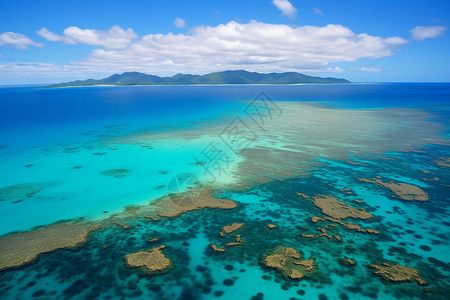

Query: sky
0 0 449 84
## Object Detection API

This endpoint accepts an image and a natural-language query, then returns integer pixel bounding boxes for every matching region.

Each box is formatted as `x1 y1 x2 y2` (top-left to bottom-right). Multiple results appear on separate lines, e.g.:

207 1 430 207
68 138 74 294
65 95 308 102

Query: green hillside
50 70 350 87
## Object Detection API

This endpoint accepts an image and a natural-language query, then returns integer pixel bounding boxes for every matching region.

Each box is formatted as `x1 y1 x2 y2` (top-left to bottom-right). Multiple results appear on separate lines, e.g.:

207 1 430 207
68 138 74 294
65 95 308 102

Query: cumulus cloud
36 28 64 42
82 21 406 73
2 21 407 80
37 25 138 49
272 0 297 18
410 25 446 40
0 32 43 49
174 17 186 28
313 8 323 15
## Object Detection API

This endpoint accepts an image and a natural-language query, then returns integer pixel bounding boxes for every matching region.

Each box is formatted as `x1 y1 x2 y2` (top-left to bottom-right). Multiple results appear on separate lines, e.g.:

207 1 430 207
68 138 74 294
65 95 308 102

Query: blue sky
0 0 448 84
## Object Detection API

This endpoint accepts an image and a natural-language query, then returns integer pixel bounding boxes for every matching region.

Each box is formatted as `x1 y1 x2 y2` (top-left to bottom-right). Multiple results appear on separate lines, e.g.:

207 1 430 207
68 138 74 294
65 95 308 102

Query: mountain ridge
50 70 350 87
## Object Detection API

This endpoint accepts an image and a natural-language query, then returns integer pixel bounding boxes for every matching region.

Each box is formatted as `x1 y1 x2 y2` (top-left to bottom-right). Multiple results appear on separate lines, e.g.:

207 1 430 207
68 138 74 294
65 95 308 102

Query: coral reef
124 245 172 276
148 188 236 218
295 193 309 198
261 245 317 280
220 223 244 236
210 244 226 252
358 178 428 201
313 194 374 219
0 223 99 271
226 235 244 247
301 234 314 239
369 263 426 285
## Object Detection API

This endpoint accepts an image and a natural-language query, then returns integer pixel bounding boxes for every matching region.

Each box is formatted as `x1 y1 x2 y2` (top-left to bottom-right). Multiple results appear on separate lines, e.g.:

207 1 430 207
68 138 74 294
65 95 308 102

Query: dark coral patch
420 245 431 251
100 169 133 178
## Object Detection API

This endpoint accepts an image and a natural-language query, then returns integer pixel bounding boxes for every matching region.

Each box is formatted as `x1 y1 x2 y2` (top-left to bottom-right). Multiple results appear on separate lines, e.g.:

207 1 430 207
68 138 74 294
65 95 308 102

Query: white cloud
174 17 186 28
410 25 446 40
361 67 381 72
0 53 3 58
0 32 43 49
272 0 297 18
36 28 64 42
313 8 323 15
351 67 381 72
326 67 344 72
1 21 408 81
37 25 138 49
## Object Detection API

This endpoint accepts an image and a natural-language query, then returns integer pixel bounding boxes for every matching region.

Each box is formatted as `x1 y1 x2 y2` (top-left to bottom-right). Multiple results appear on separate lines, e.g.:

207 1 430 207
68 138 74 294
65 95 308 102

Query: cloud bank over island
0 21 409 80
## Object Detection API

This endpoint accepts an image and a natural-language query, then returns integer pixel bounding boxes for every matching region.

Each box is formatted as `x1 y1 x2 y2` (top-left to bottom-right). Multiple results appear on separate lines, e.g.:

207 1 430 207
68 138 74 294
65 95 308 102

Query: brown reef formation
149 188 237 218
310 216 380 234
261 245 317 280
295 193 309 198
301 234 314 239
0 223 99 271
313 194 374 220
358 178 428 201
123 245 172 275
210 244 226 252
339 258 356 266
220 223 244 236
369 263 426 285
317 228 332 239
434 157 450 168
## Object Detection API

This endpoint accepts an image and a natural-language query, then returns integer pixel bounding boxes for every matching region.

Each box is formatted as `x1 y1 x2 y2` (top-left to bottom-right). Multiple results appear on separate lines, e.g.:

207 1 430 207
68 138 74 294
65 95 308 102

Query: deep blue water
1 83 449 131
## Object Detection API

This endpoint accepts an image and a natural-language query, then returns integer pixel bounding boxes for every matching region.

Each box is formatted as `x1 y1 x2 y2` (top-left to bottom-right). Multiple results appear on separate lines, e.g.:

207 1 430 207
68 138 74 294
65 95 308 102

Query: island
49 70 350 87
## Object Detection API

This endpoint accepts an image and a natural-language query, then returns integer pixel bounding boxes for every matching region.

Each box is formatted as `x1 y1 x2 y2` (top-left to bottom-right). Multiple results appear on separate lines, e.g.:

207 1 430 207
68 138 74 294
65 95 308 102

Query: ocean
0 83 449 299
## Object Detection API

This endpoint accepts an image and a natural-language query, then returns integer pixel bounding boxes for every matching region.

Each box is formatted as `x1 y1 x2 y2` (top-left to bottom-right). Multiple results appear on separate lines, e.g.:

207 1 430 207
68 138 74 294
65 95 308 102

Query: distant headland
49 70 350 87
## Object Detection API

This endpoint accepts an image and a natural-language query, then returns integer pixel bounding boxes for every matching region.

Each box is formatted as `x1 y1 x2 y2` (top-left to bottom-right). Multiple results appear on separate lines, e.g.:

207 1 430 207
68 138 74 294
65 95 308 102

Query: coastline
46 82 355 88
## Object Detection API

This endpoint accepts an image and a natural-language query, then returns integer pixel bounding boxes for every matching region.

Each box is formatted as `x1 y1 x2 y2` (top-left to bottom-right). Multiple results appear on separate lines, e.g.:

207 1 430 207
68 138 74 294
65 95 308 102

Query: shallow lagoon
0 83 449 299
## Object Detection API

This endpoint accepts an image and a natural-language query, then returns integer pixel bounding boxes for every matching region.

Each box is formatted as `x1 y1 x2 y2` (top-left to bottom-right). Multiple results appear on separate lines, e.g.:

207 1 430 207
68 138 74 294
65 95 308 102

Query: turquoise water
0 83 449 299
